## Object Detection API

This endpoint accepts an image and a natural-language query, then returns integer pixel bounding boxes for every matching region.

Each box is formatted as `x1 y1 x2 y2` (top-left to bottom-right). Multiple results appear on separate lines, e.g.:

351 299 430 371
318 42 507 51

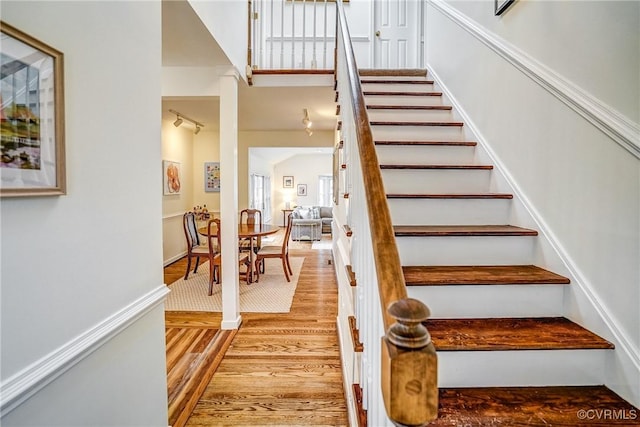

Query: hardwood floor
164 237 349 426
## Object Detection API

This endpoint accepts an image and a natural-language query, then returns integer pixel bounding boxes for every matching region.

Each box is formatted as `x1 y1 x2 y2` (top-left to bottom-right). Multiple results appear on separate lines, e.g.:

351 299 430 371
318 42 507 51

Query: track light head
173 116 183 127
305 127 313 137
194 125 201 135
302 108 312 128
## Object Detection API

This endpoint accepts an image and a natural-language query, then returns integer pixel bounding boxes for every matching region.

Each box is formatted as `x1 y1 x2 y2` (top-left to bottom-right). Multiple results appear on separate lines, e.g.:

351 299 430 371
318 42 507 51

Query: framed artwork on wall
297 183 307 196
283 175 294 188
163 160 181 195
0 21 66 197
204 161 220 192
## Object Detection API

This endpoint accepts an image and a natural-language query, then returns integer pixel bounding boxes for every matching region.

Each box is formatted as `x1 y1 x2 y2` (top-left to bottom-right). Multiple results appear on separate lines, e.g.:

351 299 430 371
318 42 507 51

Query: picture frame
297 183 307 197
495 0 516 15
1 21 66 197
163 160 182 195
283 175 294 188
204 161 220 192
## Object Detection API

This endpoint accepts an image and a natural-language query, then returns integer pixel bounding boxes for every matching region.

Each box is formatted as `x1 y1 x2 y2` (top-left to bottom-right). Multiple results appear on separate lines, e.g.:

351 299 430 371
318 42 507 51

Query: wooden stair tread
434 386 640 425
403 265 570 286
425 317 614 351
381 164 493 170
359 69 426 76
361 79 434 84
387 193 513 199
394 225 538 237
367 105 452 110
375 140 477 146
370 120 463 126
363 91 442 96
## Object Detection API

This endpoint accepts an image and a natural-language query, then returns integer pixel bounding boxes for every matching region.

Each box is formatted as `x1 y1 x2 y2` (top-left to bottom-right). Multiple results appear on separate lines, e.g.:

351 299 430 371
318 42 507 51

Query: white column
219 70 242 330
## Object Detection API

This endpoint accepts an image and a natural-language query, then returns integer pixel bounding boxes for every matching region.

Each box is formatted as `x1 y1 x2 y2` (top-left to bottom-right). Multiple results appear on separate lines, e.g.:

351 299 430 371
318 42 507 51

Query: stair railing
249 0 336 70
334 1 438 425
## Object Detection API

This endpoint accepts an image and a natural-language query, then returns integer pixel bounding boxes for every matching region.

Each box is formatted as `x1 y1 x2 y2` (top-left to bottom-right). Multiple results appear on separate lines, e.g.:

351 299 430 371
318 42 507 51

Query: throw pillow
312 207 320 219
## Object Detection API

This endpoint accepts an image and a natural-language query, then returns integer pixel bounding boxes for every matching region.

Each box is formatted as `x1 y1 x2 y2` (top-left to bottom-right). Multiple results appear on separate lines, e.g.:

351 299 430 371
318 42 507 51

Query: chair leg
208 262 214 296
254 257 261 283
281 257 290 282
285 254 293 275
193 257 200 274
184 255 192 280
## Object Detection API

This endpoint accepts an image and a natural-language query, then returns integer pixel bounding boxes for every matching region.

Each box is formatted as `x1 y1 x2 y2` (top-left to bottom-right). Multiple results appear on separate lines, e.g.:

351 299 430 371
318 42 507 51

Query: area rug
164 257 304 313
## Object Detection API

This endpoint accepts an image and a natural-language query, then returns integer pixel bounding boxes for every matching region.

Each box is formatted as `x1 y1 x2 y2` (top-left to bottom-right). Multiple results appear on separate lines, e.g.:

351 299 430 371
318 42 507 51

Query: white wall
189 0 248 79
274 153 333 225
1 1 168 425
426 0 639 405
238 130 334 209
161 115 222 266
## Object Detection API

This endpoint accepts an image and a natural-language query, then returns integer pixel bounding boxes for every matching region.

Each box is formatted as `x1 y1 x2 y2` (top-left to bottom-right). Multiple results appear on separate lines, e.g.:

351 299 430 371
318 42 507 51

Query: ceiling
161 0 337 134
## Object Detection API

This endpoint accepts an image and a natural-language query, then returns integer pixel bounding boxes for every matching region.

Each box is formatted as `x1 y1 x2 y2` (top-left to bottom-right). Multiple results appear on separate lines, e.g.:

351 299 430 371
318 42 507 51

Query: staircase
356 69 640 425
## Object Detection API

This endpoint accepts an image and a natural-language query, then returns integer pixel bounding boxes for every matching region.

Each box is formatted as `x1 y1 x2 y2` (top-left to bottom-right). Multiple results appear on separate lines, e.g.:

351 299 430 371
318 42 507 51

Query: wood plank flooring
164 237 348 426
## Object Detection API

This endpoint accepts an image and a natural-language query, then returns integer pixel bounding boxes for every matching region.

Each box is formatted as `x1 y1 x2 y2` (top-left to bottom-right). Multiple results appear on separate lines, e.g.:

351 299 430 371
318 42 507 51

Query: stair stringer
428 66 640 407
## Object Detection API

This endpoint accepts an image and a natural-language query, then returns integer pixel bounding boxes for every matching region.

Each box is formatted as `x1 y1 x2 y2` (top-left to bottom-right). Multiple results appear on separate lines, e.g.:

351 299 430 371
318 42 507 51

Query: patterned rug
164 257 304 313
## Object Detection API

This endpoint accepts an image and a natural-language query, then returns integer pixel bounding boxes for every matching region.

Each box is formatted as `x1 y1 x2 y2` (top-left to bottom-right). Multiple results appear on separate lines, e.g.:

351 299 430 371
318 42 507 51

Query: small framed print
1 22 66 197
297 183 307 196
163 160 181 195
204 161 220 192
283 175 294 188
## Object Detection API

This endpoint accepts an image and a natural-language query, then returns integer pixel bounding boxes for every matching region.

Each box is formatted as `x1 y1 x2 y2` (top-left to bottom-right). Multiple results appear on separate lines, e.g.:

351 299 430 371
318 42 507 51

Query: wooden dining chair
239 209 263 254
182 211 217 280
209 218 251 294
254 213 294 283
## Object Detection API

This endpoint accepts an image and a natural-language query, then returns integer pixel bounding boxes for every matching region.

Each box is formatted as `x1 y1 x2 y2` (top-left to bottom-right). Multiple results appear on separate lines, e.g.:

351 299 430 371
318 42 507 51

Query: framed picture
297 183 307 196
495 0 515 15
163 160 181 195
1 22 66 197
283 175 294 188
204 161 220 192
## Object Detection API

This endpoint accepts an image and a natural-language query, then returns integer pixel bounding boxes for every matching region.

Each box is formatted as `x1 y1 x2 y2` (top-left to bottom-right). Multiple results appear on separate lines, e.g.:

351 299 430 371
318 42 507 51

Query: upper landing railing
248 0 337 70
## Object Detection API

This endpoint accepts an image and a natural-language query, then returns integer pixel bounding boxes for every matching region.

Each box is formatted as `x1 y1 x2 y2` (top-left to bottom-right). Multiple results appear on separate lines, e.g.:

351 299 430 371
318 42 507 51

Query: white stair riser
376 145 476 165
388 198 512 225
397 236 536 265
372 125 465 140
437 349 607 387
382 169 492 193
367 108 454 122
408 284 565 318
360 82 435 92
364 94 444 106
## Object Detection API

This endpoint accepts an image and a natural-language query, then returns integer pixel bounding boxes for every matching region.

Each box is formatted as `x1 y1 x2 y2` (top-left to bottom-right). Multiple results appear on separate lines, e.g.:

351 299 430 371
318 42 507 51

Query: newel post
382 298 438 426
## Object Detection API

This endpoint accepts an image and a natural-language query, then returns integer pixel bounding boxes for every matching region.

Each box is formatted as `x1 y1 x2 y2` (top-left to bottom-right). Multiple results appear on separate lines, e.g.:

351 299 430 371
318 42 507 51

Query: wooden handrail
335 0 412 338
335 1 438 425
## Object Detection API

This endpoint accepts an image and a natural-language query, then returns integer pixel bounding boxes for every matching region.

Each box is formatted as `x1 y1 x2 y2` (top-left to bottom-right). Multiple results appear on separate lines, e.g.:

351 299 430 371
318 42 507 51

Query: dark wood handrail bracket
335 1 438 425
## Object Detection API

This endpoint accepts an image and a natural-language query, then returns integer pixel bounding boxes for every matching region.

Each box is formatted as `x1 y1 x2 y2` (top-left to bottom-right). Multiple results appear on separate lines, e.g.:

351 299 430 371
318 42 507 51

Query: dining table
199 222 279 282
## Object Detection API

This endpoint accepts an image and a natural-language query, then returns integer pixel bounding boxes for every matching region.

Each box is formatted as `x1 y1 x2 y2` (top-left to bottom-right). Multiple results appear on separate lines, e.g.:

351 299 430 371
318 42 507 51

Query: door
373 0 420 68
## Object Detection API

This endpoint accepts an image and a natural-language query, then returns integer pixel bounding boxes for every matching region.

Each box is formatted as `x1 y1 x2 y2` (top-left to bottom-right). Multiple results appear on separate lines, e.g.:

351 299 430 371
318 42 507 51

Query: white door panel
374 0 419 68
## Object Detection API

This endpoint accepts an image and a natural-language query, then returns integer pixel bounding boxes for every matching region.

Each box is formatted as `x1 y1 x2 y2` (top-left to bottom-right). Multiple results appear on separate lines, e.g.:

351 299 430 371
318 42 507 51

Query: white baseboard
0 285 169 417
164 250 187 267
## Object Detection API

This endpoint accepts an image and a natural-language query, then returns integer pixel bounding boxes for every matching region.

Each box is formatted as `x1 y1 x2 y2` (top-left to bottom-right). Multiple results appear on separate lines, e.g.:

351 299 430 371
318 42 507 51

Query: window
250 174 271 222
318 175 333 207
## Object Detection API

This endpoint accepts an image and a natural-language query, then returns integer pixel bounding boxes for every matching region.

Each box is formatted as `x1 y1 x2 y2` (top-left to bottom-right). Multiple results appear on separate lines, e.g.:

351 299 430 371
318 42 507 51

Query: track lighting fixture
302 108 312 129
169 109 204 135
305 127 313 136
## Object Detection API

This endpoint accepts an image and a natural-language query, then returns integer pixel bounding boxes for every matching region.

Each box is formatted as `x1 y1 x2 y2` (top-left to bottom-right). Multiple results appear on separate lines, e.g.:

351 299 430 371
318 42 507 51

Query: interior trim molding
428 64 640 387
428 0 640 159
0 285 170 417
